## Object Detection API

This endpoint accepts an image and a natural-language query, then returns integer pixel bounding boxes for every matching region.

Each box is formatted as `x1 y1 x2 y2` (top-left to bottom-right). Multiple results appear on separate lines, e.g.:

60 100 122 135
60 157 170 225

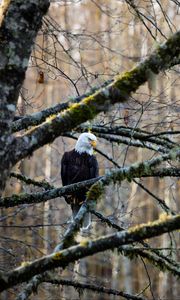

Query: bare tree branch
45 276 147 300
79 125 176 149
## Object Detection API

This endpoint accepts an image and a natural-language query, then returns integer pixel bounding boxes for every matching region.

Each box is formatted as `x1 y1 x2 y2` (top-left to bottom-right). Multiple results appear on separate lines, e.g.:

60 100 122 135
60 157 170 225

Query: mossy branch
10 172 54 190
16 201 90 300
91 210 180 276
11 79 113 133
11 30 180 166
86 148 180 201
54 202 89 251
1 214 180 292
0 177 101 208
119 245 180 277
1 149 180 209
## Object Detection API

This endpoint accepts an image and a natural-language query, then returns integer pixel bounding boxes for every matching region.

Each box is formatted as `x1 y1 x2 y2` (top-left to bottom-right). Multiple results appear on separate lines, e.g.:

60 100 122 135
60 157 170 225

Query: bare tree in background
0 0 180 299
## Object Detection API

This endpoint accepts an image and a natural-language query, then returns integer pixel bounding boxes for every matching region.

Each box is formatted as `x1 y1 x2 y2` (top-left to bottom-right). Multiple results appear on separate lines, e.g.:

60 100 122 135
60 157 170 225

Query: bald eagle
61 132 99 230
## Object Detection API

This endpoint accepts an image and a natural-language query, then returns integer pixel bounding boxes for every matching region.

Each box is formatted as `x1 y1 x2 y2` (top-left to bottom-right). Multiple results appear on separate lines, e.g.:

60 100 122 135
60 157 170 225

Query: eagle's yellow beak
90 140 97 148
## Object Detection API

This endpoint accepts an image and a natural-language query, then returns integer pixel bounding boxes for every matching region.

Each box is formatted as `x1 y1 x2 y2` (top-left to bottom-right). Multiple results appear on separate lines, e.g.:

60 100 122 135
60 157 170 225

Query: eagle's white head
75 132 97 155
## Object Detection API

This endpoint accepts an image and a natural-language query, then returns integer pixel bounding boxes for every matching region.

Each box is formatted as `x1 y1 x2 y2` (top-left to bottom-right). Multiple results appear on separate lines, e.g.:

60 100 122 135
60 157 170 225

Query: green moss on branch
12 31 180 165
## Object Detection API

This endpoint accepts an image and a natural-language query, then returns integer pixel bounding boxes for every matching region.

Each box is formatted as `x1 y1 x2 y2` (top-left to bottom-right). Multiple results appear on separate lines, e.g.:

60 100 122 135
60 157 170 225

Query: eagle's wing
61 152 99 230
61 152 73 205
61 152 69 186
89 155 99 178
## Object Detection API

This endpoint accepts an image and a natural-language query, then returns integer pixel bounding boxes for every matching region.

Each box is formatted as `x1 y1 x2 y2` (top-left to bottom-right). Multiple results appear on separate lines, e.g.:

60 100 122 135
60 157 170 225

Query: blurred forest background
1 0 180 299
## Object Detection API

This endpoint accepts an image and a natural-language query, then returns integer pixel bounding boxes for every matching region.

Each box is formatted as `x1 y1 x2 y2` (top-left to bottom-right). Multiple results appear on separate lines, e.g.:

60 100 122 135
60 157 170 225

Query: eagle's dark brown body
61 149 99 227
61 149 99 203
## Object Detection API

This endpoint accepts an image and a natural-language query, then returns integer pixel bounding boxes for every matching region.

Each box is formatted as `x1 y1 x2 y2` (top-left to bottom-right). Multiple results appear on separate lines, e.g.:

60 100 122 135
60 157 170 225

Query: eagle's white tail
72 205 91 231
82 212 91 230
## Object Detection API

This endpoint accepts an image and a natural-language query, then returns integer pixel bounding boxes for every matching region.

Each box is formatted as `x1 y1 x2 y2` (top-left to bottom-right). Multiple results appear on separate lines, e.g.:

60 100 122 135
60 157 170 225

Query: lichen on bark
0 0 50 193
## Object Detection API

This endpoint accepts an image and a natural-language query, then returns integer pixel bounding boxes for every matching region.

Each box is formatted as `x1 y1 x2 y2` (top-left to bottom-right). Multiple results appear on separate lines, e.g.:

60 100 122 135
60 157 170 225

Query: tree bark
0 0 50 193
